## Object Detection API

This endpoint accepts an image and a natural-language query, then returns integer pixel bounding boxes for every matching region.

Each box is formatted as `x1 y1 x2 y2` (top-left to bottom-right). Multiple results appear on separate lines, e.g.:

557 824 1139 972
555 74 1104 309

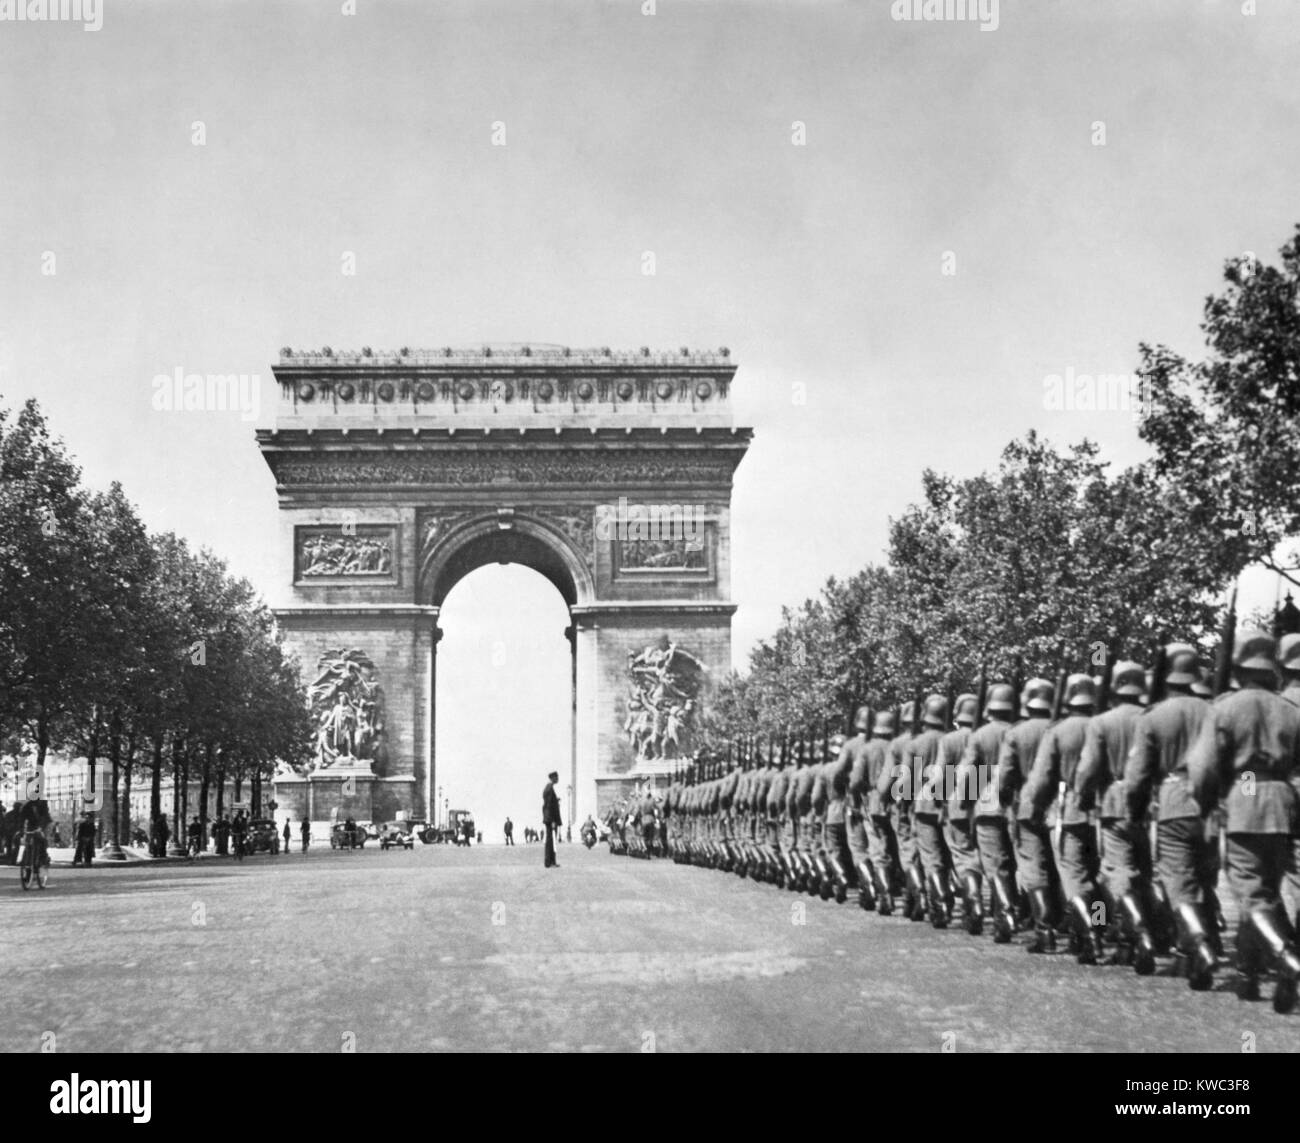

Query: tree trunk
150 734 164 819
215 761 226 821
171 737 183 831
199 742 213 848
252 770 260 816
107 713 122 846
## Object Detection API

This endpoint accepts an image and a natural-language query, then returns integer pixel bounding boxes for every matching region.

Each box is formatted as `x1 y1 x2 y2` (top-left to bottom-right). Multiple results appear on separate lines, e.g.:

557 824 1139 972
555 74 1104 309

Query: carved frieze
271 452 736 488
296 526 396 578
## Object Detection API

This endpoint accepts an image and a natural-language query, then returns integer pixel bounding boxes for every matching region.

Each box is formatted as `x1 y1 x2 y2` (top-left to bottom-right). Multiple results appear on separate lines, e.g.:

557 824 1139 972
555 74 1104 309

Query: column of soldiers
658 632 1300 1015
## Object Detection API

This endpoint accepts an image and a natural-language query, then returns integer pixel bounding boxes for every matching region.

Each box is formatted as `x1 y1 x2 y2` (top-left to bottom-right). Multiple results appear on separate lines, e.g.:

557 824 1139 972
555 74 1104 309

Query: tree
1137 224 1300 587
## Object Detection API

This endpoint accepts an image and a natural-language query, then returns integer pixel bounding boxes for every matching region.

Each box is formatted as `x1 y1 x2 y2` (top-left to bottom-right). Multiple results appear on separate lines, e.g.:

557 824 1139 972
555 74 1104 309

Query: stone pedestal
272 767 418 826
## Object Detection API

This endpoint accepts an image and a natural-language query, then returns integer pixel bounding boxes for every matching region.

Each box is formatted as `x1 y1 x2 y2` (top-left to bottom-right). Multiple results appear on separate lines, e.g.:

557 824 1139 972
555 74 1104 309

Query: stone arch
418 512 596 609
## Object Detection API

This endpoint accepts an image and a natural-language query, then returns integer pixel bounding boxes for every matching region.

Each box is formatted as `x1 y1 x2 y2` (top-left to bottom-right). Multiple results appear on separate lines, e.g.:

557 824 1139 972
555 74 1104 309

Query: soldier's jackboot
1235 915 1262 1002
1026 887 1056 954
815 851 836 901
1016 887 1035 932
874 865 895 916
823 852 850 904
905 864 928 922
1119 893 1159 977
1175 902 1217 992
1247 905 1300 1015
1143 879 1176 957
928 869 952 929
1097 885 1132 967
1205 887 1227 958
961 871 985 936
855 860 878 911
1070 895 1106 966
990 874 1017 944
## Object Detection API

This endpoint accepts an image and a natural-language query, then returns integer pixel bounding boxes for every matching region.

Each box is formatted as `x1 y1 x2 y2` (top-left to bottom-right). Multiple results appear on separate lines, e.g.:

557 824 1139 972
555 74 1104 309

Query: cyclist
19 798 51 869
187 816 203 858
231 812 247 860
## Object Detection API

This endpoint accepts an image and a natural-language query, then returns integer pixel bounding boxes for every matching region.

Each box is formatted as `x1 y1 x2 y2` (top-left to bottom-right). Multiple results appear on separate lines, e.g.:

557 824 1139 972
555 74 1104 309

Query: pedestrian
300 817 310 853
186 815 202 857
1189 631 1300 1012
152 813 170 859
283 818 292 854
214 813 230 856
344 815 357 852
543 770 562 868
504 816 514 845
74 812 97 866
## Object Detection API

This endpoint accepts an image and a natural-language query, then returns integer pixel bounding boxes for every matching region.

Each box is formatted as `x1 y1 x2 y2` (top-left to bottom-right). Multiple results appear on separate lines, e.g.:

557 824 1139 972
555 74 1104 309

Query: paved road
3 844 1299 1053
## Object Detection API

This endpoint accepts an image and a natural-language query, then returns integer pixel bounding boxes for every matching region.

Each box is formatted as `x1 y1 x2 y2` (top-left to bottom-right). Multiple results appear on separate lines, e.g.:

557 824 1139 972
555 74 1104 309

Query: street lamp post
438 786 443 829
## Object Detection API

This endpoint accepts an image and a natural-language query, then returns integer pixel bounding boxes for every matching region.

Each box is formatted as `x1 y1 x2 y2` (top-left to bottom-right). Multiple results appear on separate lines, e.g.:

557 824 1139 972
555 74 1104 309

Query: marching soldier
1124 643 1217 989
942 693 982 934
1189 631 1300 1012
956 683 1019 941
766 739 795 887
795 737 824 896
843 707 881 911
1005 678 1058 952
881 701 924 919
1077 659 1162 971
814 731 853 902
1025 675 1106 962
751 744 778 882
1278 633 1300 936
909 695 953 927
718 752 741 870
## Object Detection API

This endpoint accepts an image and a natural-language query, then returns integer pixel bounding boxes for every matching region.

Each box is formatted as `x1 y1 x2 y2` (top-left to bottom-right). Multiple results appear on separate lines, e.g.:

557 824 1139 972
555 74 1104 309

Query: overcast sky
3 1 1298 827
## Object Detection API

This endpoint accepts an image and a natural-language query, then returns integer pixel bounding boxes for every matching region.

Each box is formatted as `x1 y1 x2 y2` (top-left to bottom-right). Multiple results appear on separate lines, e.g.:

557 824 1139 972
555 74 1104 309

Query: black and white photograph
3 0 1300 1102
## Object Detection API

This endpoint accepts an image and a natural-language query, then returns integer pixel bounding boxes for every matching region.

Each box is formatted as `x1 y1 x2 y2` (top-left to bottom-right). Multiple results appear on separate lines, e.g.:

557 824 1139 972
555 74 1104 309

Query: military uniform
941 695 980 932
863 717 899 903
1278 633 1300 932
1189 632 1300 1011
880 704 922 915
1125 645 1217 987
908 697 951 924
1004 680 1056 950
958 684 1018 941
1025 675 1106 963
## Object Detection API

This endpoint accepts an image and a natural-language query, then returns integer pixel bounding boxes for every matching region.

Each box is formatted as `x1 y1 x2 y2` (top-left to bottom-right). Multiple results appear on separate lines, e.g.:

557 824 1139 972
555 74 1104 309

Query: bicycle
187 835 202 860
18 829 50 891
232 833 245 862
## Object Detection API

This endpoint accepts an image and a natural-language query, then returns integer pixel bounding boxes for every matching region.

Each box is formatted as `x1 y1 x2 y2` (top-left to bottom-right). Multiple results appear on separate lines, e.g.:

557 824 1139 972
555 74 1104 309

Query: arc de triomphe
257 345 751 827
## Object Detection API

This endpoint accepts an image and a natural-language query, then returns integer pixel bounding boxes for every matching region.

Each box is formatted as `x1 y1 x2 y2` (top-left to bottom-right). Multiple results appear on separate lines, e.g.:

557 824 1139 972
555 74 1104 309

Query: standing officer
542 770 562 868
1077 659 1159 971
1004 678 1057 952
942 693 982 934
1125 643 1217 989
910 696 952 926
1189 631 1300 1012
959 683 1019 942
843 707 880 911
1025 675 1105 963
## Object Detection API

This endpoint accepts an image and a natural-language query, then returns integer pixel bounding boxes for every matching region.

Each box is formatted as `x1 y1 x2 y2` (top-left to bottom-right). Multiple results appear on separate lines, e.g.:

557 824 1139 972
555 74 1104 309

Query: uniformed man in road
1124 643 1217 989
942 693 982 934
1025 674 1105 964
1077 658 1161 971
1189 631 1300 1012
1004 678 1058 952
958 682 1019 942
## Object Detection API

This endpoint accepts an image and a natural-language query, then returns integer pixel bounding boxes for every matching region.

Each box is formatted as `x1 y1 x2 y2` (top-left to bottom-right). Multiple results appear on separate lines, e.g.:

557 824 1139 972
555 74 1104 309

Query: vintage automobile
379 821 415 850
359 820 380 840
247 819 281 855
329 822 367 849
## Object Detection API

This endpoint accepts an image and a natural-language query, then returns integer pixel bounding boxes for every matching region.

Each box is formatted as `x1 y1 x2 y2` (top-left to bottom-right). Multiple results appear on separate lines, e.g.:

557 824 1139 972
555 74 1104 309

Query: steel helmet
1233 630 1277 671
1191 668 1214 699
922 694 949 728
899 700 916 726
985 683 1016 713
1024 677 1054 713
954 693 978 726
852 704 872 732
827 733 846 758
1111 659 1146 697
1163 643 1200 687
872 710 896 736
1065 673 1097 709
1279 633 1300 673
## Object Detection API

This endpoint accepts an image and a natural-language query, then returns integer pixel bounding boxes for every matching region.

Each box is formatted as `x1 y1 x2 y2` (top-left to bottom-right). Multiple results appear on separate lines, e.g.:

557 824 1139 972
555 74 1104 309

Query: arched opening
434 564 572 845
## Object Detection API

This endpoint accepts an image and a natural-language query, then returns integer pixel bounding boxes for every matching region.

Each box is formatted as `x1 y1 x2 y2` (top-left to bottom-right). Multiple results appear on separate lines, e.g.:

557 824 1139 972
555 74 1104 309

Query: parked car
360 820 380 840
379 822 415 850
329 822 366 849
247 819 281 855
